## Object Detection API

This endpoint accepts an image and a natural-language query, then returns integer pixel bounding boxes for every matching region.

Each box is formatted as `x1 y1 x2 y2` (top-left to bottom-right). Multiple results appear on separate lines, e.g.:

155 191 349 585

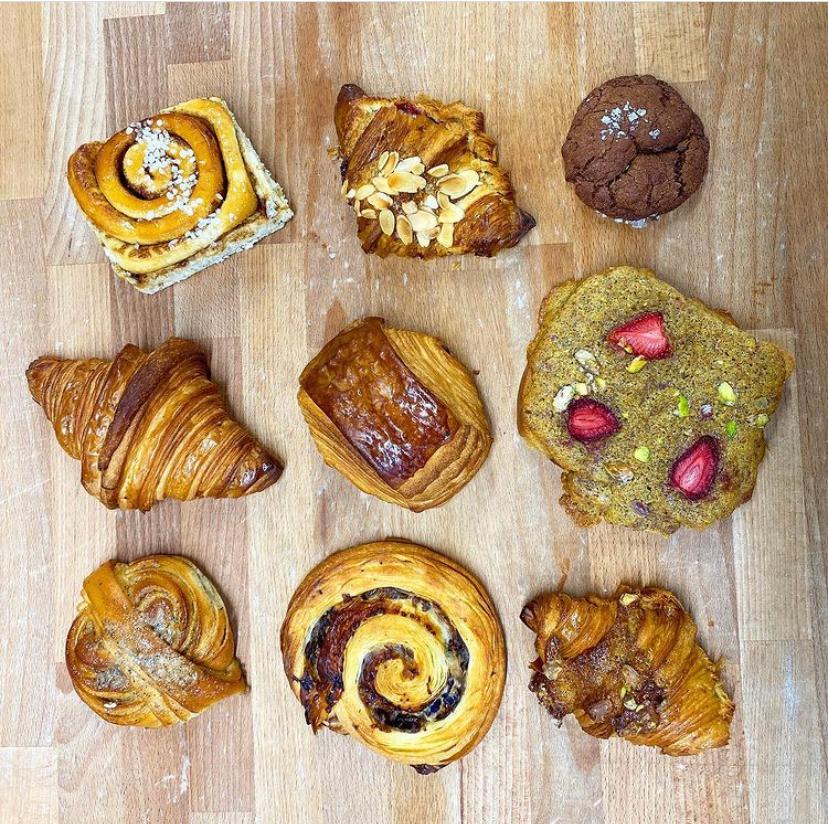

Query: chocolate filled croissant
66 555 246 727
335 83 535 258
521 586 734 756
27 337 281 510
281 541 506 772
298 317 491 511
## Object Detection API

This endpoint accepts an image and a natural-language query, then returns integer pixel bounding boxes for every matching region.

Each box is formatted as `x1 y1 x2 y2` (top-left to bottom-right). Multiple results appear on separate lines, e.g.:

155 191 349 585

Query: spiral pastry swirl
26 337 281 510
67 97 291 292
66 555 246 727
280 541 506 772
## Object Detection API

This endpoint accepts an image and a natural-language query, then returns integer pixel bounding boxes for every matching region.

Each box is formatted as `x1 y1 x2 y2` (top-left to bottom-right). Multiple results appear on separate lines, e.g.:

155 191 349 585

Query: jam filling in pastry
66 555 246 727
68 97 292 293
334 83 535 258
281 541 506 772
298 317 491 511
518 266 793 533
27 337 281 511
521 586 734 756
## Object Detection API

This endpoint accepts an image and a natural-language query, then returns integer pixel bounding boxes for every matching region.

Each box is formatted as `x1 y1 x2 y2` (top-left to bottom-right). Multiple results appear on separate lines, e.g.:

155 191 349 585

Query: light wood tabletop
1 3 826 823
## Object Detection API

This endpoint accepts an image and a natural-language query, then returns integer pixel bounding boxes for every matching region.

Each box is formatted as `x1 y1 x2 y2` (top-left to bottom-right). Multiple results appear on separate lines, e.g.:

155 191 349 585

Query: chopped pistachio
574 348 600 373
595 376 607 391
675 395 690 418
619 592 639 606
717 381 737 405
553 384 575 413
623 697 638 711
548 664 563 680
633 446 650 463
573 382 590 396
620 685 629 698
726 420 738 439
754 413 769 427
626 355 647 373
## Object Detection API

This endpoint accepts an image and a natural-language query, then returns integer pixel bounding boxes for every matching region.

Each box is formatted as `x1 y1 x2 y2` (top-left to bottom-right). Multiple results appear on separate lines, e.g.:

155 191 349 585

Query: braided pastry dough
68 97 292 293
27 338 281 510
281 541 506 772
335 84 535 258
66 555 246 727
521 586 734 755
298 317 491 511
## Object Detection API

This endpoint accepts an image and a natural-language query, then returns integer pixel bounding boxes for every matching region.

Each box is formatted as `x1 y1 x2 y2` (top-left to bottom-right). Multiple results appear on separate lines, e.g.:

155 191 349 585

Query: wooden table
1 3 826 823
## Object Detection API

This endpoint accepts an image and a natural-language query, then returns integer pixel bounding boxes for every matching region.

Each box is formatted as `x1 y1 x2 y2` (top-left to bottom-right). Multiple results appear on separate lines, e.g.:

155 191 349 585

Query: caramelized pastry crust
335 84 535 258
66 555 246 727
298 318 490 510
280 541 506 772
521 586 734 756
27 338 281 510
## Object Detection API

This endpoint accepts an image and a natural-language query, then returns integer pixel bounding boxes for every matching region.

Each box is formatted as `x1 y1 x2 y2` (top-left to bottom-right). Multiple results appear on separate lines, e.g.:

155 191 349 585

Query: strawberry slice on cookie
608 312 672 360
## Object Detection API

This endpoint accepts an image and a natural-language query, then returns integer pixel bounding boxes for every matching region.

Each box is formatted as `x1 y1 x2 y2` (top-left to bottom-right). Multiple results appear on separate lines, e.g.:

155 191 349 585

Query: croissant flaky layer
335 84 535 258
280 541 506 772
298 317 491 511
521 587 734 756
27 337 281 510
66 555 246 727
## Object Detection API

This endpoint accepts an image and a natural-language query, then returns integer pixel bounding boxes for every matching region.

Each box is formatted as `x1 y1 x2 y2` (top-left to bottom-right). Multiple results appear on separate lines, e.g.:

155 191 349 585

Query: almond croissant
521 586 734 756
335 84 535 258
27 337 281 510
67 555 246 727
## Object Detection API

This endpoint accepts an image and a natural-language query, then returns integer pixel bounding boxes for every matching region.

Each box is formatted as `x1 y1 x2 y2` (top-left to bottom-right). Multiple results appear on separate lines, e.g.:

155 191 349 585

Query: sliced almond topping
367 192 393 210
345 188 356 200
396 155 422 173
416 231 431 248
437 192 451 210
380 151 399 176
377 151 389 171
437 222 454 248
340 180 349 197
459 169 480 187
408 210 439 233
401 200 418 215
355 183 376 200
379 208 395 236
423 194 439 211
353 199 361 214
360 208 377 219
387 170 426 194
396 214 413 245
438 202 465 223
438 173 476 199
372 176 395 195
427 163 450 178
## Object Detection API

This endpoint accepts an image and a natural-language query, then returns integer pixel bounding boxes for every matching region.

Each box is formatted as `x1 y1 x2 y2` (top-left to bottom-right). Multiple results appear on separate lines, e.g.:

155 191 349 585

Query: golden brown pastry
281 541 506 772
521 586 734 755
298 317 491 511
68 97 292 293
335 83 535 258
27 337 281 510
66 555 246 727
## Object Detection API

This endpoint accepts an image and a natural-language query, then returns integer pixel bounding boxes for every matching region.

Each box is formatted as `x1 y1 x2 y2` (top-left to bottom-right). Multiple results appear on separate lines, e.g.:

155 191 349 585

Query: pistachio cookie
517 266 793 534
562 75 709 224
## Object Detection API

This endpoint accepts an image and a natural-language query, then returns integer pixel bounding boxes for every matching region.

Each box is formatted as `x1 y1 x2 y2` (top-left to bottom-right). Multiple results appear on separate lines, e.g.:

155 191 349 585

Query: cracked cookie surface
562 75 709 222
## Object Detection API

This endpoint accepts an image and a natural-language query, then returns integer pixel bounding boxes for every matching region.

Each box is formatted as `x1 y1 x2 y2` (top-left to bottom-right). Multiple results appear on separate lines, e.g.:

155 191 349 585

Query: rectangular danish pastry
68 97 293 293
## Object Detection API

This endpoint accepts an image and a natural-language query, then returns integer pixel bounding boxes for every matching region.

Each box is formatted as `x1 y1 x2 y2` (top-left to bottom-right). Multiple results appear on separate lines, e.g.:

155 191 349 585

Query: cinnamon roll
280 541 506 772
66 555 246 727
68 97 292 293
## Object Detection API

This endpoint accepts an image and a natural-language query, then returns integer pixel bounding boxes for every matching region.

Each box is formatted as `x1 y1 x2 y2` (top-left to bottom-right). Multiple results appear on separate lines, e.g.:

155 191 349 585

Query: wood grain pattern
0 3 826 823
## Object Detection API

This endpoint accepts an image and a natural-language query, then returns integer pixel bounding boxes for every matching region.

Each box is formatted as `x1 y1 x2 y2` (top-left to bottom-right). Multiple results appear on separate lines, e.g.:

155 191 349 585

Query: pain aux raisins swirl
280 541 506 772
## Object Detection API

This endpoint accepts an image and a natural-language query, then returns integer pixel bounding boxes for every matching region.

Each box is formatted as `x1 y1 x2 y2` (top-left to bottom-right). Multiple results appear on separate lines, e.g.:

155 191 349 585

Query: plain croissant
27 337 281 510
521 586 734 756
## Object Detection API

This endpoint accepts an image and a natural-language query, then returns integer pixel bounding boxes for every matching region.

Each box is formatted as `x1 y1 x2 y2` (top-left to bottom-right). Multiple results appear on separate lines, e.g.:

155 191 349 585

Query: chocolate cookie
562 75 709 224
